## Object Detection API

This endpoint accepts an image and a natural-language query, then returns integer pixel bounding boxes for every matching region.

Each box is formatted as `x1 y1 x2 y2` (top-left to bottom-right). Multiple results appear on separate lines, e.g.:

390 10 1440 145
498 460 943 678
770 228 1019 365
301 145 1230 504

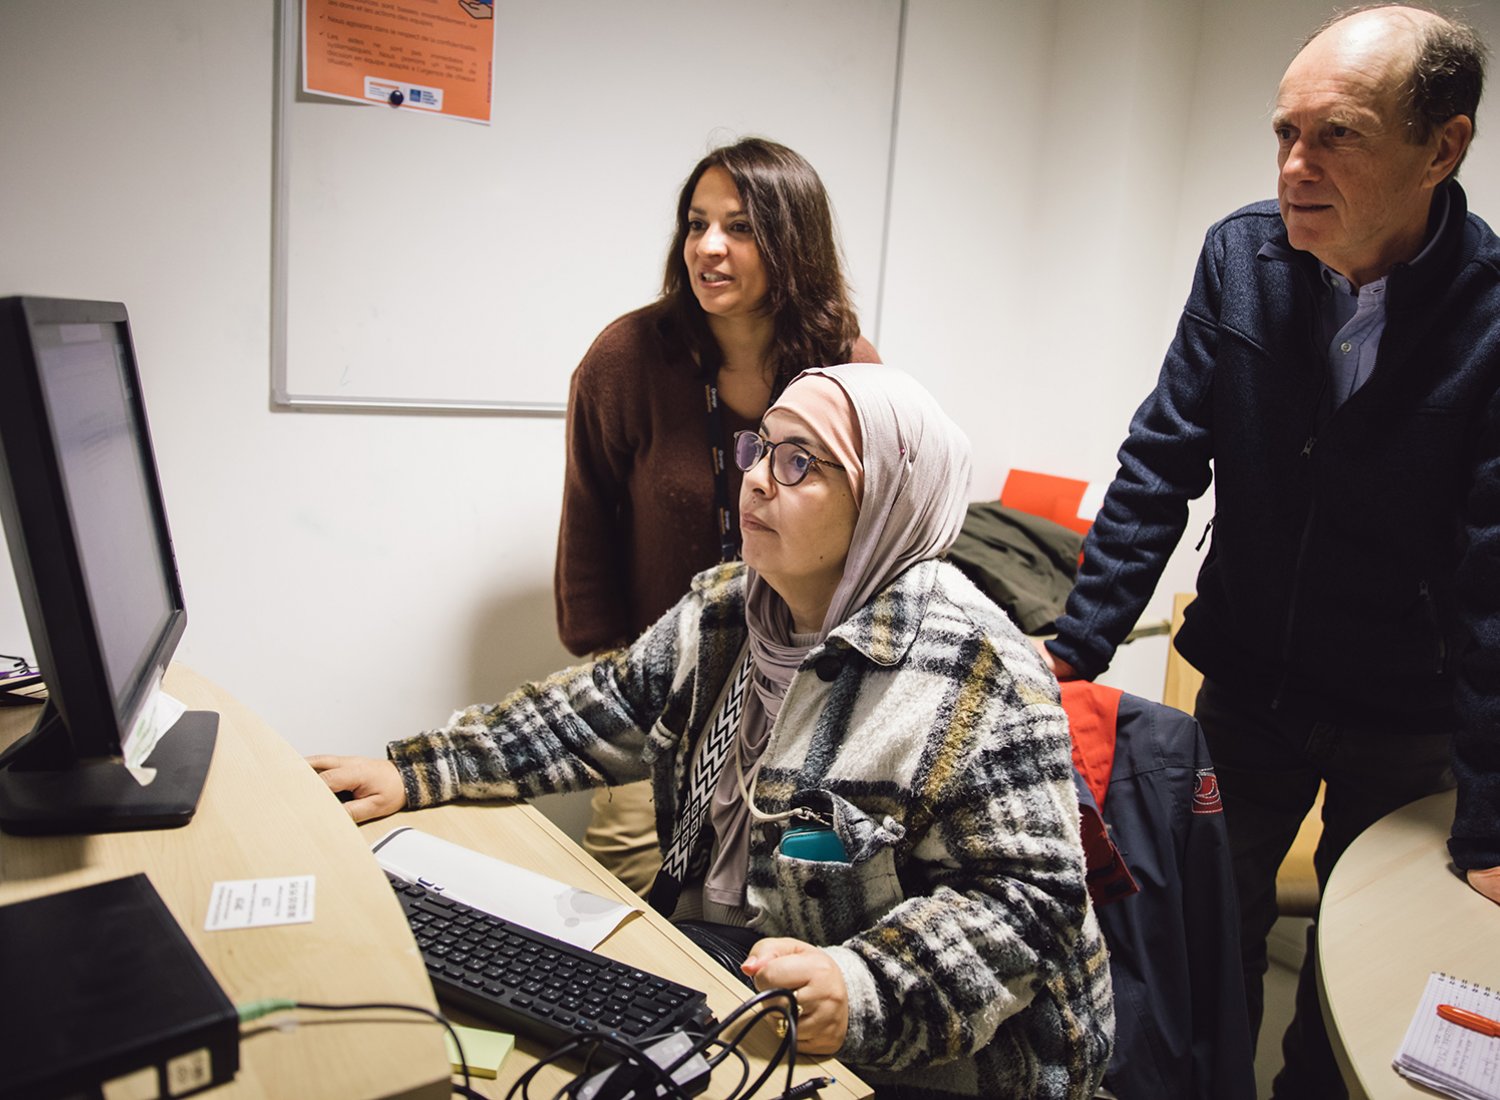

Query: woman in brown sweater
555 137 879 893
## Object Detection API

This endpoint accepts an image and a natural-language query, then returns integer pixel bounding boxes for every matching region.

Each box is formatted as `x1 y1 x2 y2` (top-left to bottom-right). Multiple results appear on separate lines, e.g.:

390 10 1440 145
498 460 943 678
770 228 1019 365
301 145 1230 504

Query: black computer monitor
0 296 217 835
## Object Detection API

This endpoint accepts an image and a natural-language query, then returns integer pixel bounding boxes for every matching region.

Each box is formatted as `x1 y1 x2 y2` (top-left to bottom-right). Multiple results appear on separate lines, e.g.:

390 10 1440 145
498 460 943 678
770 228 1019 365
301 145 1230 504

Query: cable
500 987 798 1100
725 1000 797 1100
690 987 798 1099
653 987 798 1100
0 656 45 707
236 997 482 1099
698 1036 750 1092
550 987 798 1100
504 1031 691 1100
711 1041 752 1098
781 1076 835 1100
235 987 811 1100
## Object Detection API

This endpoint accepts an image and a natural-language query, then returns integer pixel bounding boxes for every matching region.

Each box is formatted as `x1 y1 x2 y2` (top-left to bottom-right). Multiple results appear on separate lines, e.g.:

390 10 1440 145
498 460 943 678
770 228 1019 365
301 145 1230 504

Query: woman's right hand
306 754 407 823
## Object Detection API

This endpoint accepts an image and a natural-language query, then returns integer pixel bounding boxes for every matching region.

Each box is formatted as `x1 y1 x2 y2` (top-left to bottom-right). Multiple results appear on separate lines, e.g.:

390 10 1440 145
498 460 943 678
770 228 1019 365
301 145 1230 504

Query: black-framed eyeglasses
732 430 845 487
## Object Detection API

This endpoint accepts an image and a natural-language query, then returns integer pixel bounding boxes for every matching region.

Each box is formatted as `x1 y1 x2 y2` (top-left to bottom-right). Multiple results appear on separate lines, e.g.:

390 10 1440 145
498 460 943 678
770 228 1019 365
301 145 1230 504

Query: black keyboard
387 873 714 1053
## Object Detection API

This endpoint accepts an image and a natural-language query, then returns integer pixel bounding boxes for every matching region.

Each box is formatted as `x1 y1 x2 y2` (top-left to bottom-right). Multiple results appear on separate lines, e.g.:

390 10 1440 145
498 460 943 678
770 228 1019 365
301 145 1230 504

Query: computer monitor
0 296 217 835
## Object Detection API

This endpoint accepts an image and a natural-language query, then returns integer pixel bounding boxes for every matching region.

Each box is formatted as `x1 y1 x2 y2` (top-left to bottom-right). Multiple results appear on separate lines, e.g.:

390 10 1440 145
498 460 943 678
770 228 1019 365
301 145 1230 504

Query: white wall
3 0 1499 839
880 0 1213 690
0 0 588 824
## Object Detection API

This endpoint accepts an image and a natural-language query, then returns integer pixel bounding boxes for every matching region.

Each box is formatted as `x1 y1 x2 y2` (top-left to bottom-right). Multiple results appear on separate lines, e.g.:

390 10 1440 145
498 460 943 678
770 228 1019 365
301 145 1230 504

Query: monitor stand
0 703 218 835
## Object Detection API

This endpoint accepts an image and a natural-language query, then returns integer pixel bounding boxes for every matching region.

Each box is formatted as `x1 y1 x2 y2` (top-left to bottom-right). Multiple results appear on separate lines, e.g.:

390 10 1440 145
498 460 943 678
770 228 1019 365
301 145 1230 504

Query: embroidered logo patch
1192 768 1224 815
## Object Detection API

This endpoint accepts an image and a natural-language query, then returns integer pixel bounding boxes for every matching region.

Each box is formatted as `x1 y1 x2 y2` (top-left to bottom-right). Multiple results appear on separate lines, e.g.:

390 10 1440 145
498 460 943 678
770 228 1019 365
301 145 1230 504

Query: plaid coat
389 559 1113 1098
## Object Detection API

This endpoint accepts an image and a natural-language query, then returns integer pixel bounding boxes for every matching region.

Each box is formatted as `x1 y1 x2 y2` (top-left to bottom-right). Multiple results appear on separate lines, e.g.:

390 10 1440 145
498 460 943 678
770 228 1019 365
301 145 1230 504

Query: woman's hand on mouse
306 754 407 822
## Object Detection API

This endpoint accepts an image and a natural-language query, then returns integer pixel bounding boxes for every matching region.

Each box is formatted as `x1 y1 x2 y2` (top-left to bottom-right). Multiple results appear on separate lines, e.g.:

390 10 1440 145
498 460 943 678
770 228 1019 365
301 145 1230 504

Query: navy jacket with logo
1064 681 1255 1100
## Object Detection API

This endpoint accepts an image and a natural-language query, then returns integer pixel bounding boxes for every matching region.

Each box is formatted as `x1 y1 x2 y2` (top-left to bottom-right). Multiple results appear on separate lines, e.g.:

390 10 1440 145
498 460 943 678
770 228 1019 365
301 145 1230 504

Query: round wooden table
1318 789 1500 1099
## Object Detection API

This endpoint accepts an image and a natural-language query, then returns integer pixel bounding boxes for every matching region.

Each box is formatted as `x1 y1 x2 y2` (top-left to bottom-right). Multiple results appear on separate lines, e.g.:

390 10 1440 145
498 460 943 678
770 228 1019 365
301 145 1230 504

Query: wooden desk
0 665 451 1099
0 668 868 1099
1317 790 1500 1100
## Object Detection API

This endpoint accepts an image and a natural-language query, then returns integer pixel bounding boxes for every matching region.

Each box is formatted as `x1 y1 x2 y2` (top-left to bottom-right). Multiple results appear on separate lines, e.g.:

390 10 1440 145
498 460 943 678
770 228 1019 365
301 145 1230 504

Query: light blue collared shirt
1317 186 1453 410
1319 267 1386 409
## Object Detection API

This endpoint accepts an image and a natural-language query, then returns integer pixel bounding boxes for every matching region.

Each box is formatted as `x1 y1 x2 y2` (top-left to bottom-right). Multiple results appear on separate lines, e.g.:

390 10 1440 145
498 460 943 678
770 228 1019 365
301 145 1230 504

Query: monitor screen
36 320 175 727
0 297 216 834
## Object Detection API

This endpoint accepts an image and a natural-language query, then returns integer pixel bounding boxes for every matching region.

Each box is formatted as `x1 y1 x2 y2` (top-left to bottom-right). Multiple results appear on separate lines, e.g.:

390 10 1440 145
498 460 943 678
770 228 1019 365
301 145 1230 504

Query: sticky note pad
444 1024 515 1079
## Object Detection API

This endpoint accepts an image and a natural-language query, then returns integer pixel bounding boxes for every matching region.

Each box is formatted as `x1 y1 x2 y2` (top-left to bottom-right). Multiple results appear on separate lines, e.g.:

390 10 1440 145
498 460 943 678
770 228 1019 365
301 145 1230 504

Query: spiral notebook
1394 972 1500 1100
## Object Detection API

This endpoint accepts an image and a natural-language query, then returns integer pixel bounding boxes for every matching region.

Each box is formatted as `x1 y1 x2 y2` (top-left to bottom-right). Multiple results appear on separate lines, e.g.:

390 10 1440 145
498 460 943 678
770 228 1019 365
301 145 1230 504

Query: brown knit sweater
554 304 879 655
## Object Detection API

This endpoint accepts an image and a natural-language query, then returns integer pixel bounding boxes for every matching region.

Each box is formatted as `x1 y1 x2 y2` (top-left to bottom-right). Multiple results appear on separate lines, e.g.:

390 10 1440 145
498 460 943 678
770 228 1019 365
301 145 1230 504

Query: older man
1043 5 1498 1097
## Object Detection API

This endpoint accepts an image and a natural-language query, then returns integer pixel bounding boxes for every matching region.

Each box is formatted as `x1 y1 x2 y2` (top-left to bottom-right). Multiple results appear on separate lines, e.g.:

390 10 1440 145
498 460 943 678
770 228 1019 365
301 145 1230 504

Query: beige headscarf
704 363 972 911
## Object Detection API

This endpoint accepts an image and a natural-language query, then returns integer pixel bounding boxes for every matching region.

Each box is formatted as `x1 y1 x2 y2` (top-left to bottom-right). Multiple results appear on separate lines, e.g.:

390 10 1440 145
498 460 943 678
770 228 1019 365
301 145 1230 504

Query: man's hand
1466 866 1500 905
306 754 407 823
1031 638 1078 681
741 938 849 1055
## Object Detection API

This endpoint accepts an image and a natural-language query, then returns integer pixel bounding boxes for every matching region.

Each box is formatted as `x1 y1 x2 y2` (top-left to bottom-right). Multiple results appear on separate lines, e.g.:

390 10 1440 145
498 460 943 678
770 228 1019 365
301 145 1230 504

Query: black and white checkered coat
390 559 1113 1098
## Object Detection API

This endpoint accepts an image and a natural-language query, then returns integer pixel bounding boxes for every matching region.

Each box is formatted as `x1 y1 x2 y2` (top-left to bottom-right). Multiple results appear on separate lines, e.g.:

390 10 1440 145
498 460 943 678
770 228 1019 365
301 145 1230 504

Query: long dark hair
657 138 862 390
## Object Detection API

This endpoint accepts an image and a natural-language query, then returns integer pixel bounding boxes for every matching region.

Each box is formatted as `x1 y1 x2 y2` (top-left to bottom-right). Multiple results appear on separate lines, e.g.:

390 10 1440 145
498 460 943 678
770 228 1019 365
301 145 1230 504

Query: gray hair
1308 4 1488 169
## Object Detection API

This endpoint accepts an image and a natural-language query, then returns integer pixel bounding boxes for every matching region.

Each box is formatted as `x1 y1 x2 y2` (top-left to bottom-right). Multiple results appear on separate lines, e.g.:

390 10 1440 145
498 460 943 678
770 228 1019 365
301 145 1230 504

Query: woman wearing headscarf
312 365 1113 1099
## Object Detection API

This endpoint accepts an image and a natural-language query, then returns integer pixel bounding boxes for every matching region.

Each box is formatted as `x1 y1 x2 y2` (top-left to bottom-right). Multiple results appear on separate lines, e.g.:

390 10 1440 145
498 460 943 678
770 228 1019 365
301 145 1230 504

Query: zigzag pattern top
657 650 752 888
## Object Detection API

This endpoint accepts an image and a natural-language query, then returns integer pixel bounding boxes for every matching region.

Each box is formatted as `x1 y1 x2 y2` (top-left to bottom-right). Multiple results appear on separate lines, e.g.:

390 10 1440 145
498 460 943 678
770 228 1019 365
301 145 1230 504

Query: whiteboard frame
270 0 906 416
271 0 571 414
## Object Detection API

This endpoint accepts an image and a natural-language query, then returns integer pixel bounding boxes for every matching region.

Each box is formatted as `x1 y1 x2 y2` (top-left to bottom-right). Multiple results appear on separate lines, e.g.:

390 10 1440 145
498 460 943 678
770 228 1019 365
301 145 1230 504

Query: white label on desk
205 875 316 930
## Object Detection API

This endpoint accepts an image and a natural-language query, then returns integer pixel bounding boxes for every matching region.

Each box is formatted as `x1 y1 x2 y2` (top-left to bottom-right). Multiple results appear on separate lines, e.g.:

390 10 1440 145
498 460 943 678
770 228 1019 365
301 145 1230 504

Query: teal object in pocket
779 824 848 861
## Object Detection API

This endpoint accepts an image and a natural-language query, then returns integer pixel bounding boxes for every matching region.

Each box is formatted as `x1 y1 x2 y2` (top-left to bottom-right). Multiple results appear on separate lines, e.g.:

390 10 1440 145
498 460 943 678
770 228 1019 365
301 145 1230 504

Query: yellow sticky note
444 1024 515 1079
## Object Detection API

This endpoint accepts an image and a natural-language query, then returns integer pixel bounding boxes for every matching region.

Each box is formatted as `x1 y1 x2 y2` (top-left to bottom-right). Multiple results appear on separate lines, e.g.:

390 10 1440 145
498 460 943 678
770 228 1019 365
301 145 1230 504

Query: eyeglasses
732 431 845 487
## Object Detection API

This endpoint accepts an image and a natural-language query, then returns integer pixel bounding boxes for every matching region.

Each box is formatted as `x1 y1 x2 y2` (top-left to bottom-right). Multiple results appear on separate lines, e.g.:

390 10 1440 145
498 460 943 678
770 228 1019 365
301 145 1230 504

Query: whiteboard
272 0 904 412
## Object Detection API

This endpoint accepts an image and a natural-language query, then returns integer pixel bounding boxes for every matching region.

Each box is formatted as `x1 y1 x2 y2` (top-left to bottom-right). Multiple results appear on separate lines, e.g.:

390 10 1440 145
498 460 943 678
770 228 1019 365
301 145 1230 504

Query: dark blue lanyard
705 377 739 563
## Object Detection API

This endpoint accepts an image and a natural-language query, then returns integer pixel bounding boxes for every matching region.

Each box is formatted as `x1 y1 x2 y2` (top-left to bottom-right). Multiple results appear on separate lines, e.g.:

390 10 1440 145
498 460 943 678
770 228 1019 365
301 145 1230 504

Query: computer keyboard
387 873 714 1054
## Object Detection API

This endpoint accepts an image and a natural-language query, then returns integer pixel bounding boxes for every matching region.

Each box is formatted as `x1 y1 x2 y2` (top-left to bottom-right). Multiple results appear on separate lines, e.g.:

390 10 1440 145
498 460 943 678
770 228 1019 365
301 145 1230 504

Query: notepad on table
1394 971 1500 1100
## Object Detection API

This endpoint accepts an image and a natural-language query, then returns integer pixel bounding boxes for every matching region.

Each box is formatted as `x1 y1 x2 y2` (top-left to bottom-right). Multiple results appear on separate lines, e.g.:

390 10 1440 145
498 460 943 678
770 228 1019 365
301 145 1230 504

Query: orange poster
303 0 495 124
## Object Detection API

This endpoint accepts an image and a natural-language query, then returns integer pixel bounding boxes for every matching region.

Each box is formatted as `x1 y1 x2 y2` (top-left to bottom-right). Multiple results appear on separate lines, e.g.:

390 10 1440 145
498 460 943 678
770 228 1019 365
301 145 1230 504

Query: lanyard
705 376 739 562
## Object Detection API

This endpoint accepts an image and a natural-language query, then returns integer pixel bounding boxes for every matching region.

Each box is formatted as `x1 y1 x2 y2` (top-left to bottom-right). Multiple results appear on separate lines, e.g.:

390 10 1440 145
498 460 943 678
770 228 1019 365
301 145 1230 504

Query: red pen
1438 1003 1500 1038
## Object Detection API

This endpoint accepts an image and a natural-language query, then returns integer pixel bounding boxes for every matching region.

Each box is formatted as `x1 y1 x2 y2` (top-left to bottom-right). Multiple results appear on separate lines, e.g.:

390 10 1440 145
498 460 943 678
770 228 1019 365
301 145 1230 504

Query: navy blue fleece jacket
1049 181 1500 871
